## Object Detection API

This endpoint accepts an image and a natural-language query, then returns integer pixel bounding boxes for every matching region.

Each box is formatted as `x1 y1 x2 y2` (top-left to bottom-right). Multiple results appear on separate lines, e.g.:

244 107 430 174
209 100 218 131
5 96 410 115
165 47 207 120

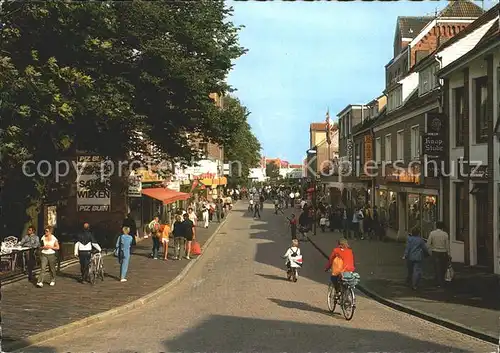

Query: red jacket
325 246 355 272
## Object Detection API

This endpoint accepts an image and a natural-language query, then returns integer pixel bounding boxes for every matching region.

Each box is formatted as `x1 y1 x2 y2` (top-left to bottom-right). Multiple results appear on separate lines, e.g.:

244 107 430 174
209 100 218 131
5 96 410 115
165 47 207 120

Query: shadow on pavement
268 298 334 317
160 315 476 353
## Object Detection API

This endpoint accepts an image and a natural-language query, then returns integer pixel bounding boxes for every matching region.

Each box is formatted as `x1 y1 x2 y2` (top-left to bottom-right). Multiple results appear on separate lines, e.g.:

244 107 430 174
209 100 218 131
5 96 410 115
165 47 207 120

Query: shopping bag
445 264 454 282
331 256 344 276
292 255 303 267
186 241 202 255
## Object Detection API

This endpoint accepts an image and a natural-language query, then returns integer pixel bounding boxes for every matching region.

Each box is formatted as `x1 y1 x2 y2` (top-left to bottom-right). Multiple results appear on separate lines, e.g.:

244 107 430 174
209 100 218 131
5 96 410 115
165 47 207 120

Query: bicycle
327 272 359 320
88 251 105 284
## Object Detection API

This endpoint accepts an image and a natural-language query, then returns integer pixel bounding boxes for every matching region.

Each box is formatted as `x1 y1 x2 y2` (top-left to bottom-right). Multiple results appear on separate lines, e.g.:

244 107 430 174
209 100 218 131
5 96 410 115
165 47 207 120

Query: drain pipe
435 55 444 223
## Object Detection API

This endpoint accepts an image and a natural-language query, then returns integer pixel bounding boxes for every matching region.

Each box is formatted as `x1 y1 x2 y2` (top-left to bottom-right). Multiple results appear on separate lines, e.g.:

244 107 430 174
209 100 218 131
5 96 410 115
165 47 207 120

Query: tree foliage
265 162 280 179
222 97 261 186
0 1 246 234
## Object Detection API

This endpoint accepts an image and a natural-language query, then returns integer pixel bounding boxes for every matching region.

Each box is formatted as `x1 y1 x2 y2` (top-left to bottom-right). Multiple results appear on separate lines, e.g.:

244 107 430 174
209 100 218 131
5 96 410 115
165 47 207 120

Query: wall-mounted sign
424 113 446 159
364 135 373 163
76 155 111 212
385 164 420 184
128 175 142 197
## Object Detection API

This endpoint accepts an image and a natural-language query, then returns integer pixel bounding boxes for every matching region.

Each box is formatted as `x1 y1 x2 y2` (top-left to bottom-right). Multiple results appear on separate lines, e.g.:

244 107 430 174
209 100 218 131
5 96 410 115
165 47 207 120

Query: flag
325 109 331 145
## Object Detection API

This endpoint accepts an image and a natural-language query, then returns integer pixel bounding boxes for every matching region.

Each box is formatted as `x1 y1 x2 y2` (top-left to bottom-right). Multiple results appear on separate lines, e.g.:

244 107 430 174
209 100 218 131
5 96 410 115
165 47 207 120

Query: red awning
141 188 190 204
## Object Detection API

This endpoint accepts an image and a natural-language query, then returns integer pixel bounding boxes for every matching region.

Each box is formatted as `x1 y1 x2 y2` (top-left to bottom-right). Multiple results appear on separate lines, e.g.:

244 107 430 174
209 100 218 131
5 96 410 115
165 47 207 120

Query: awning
141 188 190 204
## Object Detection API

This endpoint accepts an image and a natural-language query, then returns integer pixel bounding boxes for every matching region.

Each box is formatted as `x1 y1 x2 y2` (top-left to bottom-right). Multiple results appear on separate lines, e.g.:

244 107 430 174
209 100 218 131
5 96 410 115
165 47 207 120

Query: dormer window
387 86 402 112
418 63 439 96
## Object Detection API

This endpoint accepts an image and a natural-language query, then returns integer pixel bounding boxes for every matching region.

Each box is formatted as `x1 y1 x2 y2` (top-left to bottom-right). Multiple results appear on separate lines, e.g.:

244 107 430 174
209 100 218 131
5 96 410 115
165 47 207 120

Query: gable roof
397 16 433 38
439 0 484 18
409 3 497 74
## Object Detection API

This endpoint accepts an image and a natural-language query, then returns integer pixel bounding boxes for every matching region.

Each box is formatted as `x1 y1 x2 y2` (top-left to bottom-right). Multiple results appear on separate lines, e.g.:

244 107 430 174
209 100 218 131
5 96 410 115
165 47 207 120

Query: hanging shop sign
76 155 111 212
128 175 142 197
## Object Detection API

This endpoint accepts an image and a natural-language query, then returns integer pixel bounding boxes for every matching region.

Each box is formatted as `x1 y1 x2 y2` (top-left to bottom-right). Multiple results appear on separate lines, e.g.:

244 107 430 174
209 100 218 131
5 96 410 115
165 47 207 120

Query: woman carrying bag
115 226 133 282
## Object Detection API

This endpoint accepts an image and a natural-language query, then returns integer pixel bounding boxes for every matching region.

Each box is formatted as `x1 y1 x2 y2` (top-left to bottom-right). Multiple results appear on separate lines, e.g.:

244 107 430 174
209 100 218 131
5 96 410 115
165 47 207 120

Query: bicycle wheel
292 269 298 282
89 263 97 285
327 283 337 312
341 286 356 320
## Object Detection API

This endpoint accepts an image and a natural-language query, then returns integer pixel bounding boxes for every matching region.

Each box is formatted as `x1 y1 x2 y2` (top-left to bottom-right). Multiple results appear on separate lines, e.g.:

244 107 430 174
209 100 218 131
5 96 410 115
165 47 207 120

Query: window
375 137 382 163
396 130 404 161
410 125 419 159
198 142 208 156
475 76 488 143
454 183 465 242
387 87 402 112
453 87 465 146
384 134 392 162
419 64 439 95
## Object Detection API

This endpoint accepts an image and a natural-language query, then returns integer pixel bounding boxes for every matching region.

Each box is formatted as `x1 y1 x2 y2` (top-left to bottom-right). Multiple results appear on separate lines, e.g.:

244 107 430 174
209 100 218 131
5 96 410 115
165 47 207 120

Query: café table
0 246 31 272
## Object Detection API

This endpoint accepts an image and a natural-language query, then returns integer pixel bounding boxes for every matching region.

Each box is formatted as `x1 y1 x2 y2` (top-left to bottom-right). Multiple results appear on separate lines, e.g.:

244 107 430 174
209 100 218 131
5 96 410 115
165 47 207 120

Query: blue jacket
404 235 428 262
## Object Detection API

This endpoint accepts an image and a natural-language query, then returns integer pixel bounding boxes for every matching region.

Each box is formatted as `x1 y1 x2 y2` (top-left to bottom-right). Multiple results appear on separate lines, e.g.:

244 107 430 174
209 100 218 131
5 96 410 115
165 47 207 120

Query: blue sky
226 0 493 164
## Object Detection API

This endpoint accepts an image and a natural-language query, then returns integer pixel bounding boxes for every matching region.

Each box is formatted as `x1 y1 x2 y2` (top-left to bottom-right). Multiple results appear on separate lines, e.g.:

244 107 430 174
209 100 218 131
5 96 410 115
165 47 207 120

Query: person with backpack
282 239 303 281
148 216 161 259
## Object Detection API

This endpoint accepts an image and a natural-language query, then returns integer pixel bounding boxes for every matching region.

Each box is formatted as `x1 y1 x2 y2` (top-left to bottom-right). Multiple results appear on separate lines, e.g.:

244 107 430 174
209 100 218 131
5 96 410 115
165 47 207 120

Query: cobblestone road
19 202 495 353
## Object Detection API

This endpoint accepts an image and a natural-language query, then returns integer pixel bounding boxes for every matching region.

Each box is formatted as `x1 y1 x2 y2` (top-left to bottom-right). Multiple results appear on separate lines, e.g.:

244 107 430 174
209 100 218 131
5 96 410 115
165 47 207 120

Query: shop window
474 76 488 144
408 194 420 232
421 195 437 239
454 183 465 242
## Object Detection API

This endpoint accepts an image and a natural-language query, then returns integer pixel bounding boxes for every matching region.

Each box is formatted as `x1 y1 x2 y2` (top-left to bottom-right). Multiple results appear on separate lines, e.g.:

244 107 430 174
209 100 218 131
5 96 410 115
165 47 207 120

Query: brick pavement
307 231 500 339
1 218 225 349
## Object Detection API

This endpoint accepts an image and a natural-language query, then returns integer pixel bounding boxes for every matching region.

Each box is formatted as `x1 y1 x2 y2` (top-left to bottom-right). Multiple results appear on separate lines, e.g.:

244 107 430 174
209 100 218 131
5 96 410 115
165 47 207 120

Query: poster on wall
47 206 57 227
76 156 111 212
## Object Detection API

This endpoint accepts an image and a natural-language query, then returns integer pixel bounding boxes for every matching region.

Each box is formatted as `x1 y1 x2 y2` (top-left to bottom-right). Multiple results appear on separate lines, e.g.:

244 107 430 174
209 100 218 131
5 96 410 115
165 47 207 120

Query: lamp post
307 147 318 235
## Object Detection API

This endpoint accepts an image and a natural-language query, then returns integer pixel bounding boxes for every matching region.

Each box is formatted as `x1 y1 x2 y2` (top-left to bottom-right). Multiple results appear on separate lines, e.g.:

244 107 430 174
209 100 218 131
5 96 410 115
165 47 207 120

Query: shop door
475 187 488 266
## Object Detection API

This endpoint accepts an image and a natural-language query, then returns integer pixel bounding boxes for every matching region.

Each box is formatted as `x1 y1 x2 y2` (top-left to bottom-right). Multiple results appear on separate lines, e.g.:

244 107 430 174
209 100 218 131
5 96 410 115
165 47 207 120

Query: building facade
439 4 499 272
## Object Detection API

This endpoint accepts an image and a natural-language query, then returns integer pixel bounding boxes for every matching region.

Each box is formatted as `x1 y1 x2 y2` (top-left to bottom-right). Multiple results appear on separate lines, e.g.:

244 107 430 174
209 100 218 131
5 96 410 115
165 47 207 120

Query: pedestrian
172 215 185 260
36 226 59 288
253 201 261 218
319 213 327 232
427 221 451 287
148 216 161 259
18 225 40 282
403 226 429 290
181 213 195 259
351 207 360 239
202 202 209 228
289 190 295 208
74 222 102 283
216 199 222 222
287 214 298 240
116 226 133 282
161 222 171 261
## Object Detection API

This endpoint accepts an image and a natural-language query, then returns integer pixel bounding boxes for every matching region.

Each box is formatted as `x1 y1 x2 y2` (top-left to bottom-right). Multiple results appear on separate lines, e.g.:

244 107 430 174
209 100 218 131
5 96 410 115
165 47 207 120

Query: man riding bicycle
324 238 355 298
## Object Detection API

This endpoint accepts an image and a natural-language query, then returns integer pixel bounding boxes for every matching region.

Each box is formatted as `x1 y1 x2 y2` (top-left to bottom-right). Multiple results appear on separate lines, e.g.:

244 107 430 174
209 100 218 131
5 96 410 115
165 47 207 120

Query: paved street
16 202 495 353
2 220 222 350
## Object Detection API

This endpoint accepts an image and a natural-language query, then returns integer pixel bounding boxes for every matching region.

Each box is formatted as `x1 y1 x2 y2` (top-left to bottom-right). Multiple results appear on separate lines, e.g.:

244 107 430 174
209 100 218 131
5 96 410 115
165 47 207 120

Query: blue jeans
406 260 422 288
152 237 160 258
120 255 130 279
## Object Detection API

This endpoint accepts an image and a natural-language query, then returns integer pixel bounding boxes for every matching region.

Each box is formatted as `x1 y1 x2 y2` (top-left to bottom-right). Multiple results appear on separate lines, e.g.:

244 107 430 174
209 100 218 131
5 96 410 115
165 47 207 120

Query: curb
306 235 498 345
5 217 229 353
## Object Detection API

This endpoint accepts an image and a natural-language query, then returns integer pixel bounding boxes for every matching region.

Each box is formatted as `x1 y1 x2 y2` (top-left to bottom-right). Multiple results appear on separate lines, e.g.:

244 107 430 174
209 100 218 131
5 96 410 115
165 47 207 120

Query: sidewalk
308 231 500 340
1 219 225 350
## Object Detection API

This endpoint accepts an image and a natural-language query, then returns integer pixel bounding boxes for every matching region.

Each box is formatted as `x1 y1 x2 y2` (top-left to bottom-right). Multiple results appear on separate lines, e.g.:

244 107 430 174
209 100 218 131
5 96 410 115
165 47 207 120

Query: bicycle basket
341 272 360 287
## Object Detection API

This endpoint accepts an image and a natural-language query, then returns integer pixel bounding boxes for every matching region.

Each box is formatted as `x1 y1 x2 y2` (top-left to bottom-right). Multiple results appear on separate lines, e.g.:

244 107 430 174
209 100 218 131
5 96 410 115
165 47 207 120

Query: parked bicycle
87 251 105 284
327 272 360 320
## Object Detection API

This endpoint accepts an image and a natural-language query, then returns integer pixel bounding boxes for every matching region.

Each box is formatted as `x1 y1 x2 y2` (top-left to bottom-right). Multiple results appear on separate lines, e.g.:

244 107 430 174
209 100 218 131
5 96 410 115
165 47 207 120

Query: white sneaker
186 256 190 260
36 282 43 287
49 281 55 286
120 278 127 282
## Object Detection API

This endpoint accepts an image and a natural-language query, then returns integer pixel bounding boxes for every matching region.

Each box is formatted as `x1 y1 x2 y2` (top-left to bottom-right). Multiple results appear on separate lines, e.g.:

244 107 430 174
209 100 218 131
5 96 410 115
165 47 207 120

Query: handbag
114 235 124 263
445 263 454 282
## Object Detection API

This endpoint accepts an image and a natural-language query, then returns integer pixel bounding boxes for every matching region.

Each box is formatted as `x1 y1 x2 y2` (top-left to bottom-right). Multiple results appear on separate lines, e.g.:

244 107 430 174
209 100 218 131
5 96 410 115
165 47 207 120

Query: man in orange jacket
325 238 355 296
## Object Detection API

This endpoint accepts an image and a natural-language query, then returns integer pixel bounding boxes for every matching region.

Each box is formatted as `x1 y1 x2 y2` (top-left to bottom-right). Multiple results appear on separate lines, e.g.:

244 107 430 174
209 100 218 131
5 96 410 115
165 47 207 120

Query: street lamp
306 146 318 235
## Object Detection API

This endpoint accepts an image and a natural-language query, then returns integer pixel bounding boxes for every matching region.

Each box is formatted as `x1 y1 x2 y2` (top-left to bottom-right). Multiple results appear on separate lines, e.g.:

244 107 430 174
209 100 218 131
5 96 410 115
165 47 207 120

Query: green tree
222 97 261 187
266 162 280 179
0 1 246 235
